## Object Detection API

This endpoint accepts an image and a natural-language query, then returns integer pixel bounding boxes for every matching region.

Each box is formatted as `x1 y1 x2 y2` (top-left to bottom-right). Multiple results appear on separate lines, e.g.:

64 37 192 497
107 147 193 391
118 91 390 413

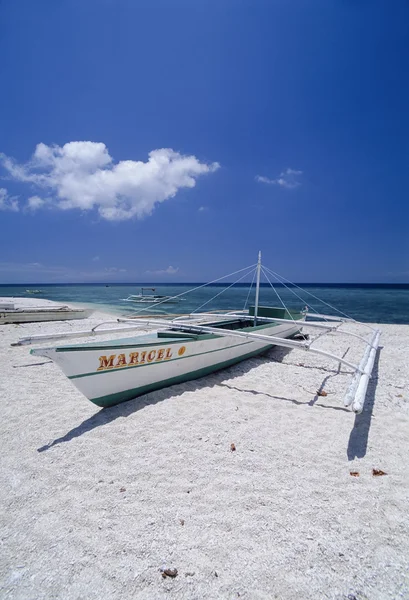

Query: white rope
262 265 377 333
260 267 297 323
126 263 257 315
262 265 327 320
263 266 353 321
243 266 257 310
263 265 355 320
192 266 256 314
260 267 369 349
259 266 328 345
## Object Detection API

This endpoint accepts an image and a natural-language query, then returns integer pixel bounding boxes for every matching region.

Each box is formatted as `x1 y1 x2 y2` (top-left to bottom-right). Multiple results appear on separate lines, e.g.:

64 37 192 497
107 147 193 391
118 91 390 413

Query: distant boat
125 287 181 304
0 298 93 324
26 289 42 294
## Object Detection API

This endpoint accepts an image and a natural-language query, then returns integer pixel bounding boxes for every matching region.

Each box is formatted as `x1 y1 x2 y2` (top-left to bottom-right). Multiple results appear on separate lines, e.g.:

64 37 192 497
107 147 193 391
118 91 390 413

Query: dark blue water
0 283 408 324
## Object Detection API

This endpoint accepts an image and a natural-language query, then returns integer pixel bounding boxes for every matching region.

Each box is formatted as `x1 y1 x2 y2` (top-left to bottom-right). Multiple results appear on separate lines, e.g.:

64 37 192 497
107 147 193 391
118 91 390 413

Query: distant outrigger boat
125 287 181 304
1 298 93 324
15 253 381 413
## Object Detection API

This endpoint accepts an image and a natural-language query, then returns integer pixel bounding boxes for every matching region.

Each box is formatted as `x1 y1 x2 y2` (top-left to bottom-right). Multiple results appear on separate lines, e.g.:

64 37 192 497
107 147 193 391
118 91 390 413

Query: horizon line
1 281 408 287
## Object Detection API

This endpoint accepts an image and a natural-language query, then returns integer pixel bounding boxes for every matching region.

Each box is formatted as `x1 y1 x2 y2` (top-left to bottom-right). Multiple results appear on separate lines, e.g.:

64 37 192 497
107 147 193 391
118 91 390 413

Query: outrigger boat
14 253 381 413
1 298 93 325
125 287 181 304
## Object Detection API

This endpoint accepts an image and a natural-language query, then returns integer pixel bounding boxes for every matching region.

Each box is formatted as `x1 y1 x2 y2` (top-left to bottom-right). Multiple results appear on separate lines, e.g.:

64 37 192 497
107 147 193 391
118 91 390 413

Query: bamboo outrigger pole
116 317 373 375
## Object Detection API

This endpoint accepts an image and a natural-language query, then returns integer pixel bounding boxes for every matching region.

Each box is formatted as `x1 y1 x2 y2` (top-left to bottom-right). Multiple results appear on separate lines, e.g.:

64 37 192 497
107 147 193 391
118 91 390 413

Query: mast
253 250 261 326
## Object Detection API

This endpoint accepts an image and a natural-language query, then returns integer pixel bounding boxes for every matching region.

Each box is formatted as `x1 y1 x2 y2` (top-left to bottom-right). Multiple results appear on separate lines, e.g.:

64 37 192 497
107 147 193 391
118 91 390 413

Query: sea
1 283 408 324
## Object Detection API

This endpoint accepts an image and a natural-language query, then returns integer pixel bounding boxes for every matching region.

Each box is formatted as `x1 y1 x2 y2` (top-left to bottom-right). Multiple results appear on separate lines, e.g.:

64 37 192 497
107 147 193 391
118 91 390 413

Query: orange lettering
165 348 173 359
140 351 147 364
147 350 156 362
128 352 139 365
116 353 127 367
97 355 116 371
156 348 165 361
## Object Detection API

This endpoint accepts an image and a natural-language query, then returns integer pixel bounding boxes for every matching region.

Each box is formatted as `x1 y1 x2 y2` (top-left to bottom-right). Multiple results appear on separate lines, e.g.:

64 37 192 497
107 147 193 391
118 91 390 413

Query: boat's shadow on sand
37 346 382 459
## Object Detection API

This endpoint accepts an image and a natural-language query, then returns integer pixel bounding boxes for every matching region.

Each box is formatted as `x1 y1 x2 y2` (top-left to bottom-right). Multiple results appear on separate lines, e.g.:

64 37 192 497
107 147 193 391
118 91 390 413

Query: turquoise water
1 283 408 324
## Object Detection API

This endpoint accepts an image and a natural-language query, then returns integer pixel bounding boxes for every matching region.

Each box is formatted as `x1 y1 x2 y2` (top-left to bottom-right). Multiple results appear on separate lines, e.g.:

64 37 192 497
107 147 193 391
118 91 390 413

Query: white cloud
105 267 127 273
0 188 19 211
255 176 274 184
146 265 179 275
198 206 208 212
256 168 302 189
0 142 220 221
92 255 100 262
27 195 47 210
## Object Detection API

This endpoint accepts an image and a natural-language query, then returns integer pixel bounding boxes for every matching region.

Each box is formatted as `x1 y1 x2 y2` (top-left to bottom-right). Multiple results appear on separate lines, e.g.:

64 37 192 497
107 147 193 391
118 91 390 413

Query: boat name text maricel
97 345 186 371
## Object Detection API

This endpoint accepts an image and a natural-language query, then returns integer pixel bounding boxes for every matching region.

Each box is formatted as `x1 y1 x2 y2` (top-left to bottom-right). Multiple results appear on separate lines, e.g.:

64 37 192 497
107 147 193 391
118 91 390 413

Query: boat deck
53 318 292 352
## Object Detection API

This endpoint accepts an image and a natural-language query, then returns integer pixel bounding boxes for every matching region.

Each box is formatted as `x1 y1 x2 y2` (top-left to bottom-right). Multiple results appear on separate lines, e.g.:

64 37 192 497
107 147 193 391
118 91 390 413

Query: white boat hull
32 321 300 407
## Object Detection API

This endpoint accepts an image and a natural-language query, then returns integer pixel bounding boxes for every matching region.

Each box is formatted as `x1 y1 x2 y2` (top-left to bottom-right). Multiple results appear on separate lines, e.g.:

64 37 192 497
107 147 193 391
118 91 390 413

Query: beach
0 311 408 600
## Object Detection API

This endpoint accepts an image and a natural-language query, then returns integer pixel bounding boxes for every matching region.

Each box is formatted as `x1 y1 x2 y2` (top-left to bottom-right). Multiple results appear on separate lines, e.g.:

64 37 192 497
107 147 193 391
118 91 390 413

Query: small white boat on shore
0 298 93 325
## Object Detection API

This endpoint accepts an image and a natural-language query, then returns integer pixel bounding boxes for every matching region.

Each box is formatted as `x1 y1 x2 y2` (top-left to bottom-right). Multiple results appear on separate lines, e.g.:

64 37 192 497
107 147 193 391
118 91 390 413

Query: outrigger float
13 253 381 412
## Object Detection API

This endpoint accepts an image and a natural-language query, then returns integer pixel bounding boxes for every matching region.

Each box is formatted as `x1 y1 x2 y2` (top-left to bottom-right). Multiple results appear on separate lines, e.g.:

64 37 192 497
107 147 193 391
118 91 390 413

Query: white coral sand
0 312 408 600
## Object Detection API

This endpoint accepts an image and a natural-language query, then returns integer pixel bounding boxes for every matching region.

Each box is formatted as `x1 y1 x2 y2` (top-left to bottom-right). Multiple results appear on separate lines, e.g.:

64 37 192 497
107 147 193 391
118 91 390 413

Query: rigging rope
192 266 257 314
243 266 257 310
125 256 374 334
261 265 325 320
262 265 377 332
260 267 298 324
262 265 357 322
126 263 257 316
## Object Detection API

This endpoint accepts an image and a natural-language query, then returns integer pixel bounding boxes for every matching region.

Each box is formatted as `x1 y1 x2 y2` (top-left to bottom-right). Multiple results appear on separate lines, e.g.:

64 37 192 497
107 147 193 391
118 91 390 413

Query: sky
0 0 408 284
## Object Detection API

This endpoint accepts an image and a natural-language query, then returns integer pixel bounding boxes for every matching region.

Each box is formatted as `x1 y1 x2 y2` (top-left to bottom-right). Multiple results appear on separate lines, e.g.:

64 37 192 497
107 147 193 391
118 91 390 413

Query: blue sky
0 0 408 283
